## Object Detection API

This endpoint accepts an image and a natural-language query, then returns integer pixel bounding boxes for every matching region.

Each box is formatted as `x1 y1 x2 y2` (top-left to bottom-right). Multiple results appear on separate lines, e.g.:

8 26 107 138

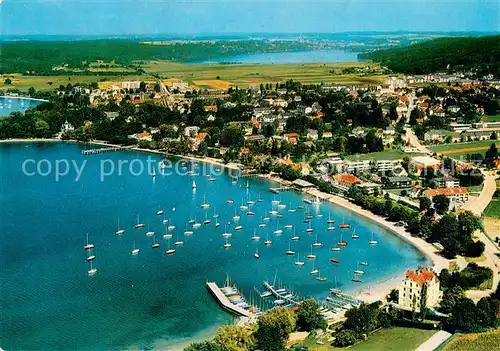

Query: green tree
34 119 50 138
4 78 12 85
296 299 327 331
433 194 450 214
184 341 226 351
213 325 254 351
451 297 481 332
343 302 381 335
28 87 36 96
440 286 465 314
419 196 432 211
333 330 358 347
220 125 244 148
255 307 296 351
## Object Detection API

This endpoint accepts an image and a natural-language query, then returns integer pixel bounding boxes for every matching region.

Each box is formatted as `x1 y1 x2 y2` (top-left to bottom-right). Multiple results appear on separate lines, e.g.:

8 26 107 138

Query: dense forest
360 35 500 77
0 39 317 75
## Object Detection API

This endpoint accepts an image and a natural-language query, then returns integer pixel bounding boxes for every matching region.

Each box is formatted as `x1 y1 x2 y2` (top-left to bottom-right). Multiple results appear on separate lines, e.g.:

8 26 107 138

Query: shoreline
0 95 50 102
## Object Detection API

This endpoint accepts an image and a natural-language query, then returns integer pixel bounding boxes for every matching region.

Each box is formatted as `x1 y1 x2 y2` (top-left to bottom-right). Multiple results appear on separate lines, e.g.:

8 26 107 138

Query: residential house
423 187 469 203
184 126 200 137
357 182 382 195
398 267 441 312
283 133 299 143
307 129 319 141
322 131 333 138
321 156 345 173
435 176 460 188
384 176 413 188
344 160 371 173
60 121 74 133
292 163 311 176
410 156 441 175
375 159 400 172
122 81 140 90
204 105 217 113
333 173 361 187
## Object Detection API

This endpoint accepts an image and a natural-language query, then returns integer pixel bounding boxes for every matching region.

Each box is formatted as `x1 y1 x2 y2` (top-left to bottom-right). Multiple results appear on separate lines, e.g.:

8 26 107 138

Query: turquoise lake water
198 49 362 64
0 97 44 117
0 142 427 350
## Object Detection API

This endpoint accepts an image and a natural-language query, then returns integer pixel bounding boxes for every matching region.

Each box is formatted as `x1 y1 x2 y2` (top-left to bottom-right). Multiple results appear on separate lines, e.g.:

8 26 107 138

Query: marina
0 142 429 350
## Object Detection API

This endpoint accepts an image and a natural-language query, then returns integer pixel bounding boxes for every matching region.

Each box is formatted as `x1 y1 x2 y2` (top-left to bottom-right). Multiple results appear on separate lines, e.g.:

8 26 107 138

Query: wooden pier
206 281 252 317
82 147 123 155
263 281 299 305
269 186 297 193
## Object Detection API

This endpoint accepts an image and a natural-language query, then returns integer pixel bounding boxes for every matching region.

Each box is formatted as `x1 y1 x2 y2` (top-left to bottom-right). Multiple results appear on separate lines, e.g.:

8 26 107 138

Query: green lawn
429 140 497 153
302 327 437 351
484 114 500 122
466 183 484 193
344 149 412 161
484 199 500 218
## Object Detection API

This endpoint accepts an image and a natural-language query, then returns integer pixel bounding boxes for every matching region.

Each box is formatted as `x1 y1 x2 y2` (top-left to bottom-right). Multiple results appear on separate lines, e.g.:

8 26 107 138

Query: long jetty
206 281 251 317
263 281 299 305
82 147 123 155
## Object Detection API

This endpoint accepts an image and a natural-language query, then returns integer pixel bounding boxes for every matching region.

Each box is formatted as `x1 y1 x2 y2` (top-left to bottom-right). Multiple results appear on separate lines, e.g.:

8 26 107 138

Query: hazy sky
2 0 499 35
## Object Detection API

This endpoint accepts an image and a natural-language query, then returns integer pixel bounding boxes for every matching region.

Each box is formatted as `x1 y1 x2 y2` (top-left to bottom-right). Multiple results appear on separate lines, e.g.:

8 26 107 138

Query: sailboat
146 225 154 236
352 273 363 283
339 215 350 229
233 209 240 221
353 262 365 275
307 245 316 259
131 240 140 255
157 207 164 215
271 195 280 205
251 229 261 241
163 225 173 239
134 214 145 228
360 261 369 266
295 253 304 266
224 238 232 249
162 213 168 224
235 224 243 231
330 277 342 295
259 217 266 227
193 217 201 229
256 193 263 202
285 241 295 255
246 180 249 189
274 220 283 235
316 270 327 281
174 232 184 246
327 213 335 224
192 180 197 189
201 194 210 208
116 219 125 235
165 238 176 255
84 233 94 250
254 249 260 259
312 234 323 247
330 257 340 263
184 224 194 236
310 260 319 274
284 224 293 230
215 217 220 228
203 213 211 225
331 242 341 251
264 233 272 246
351 229 360 239
87 261 97 276
306 221 314 233
86 249 96 262
151 235 160 248
167 222 176 231
291 228 300 241
240 199 248 210
223 225 232 238
369 232 378 245
338 232 348 247
288 201 296 213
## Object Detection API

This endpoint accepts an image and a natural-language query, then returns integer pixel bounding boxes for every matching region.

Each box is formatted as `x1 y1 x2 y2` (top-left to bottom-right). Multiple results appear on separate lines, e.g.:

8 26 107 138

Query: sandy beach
0 95 50 102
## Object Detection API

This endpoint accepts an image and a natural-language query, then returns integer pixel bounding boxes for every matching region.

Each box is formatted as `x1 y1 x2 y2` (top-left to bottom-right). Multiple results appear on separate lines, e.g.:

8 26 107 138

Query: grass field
484 198 500 217
429 141 498 159
344 149 411 161
484 114 500 122
302 327 436 351
441 330 500 351
1 61 386 91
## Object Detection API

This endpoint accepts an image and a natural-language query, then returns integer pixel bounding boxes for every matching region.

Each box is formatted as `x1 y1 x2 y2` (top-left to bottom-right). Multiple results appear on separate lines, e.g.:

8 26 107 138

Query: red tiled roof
406 268 438 286
423 187 468 197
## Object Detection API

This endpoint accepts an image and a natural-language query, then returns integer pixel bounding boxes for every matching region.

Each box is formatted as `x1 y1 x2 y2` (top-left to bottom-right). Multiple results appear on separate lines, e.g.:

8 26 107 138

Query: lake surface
198 49 362 64
0 96 44 117
0 142 427 350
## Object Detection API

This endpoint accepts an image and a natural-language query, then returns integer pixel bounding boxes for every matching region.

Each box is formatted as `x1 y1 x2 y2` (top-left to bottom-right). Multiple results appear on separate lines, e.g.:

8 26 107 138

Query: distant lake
0 96 45 117
198 49 363 64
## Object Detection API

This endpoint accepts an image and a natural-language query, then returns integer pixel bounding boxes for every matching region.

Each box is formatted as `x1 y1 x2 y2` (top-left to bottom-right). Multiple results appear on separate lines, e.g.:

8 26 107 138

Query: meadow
441 330 500 351
344 149 413 161
1 61 386 91
429 140 498 159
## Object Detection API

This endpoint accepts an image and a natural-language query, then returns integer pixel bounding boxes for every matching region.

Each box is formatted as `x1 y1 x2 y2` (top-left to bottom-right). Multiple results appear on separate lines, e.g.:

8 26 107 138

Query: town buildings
398 268 441 312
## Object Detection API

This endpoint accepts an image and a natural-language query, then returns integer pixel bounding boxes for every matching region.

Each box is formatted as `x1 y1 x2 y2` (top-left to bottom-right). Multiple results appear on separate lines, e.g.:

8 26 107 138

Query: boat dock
269 186 297 193
82 146 123 155
206 281 252 317
263 280 299 305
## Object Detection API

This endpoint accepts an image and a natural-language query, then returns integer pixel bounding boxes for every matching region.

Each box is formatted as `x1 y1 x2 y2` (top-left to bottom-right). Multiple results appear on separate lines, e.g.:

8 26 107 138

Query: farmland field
429 140 498 159
484 199 500 217
442 330 500 351
1 60 386 91
484 114 500 122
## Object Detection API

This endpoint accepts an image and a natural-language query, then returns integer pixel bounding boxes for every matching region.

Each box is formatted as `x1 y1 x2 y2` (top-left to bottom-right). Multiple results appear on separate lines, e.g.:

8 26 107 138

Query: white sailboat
285 241 295 255
251 229 261 241
86 249 96 262
306 221 314 233
369 232 378 245
352 228 360 239
87 260 97 276
162 213 168 224
316 270 327 281
264 233 272 246
223 225 232 238
307 245 316 260
254 249 260 259
295 253 304 266
274 220 283 235
134 214 145 229
163 226 173 239
146 225 154 236
291 228 300 241
192 180 197 189
312 234 323 247
165 238 176 255
353 262 365 275
215 217 220 228
223 237 232 249
184 224 194 236
233 209 240 221
310 260 319 275
116 219 125 235
174 232 184 246
201 194 210 208
203 213 211 225
151 235 160 248
84 233 94 250
131 240 140 255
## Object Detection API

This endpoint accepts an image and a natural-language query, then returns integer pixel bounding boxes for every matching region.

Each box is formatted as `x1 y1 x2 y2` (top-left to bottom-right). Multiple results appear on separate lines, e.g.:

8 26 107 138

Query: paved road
462 171 500 299
415 330 452 351
405 127 432 154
